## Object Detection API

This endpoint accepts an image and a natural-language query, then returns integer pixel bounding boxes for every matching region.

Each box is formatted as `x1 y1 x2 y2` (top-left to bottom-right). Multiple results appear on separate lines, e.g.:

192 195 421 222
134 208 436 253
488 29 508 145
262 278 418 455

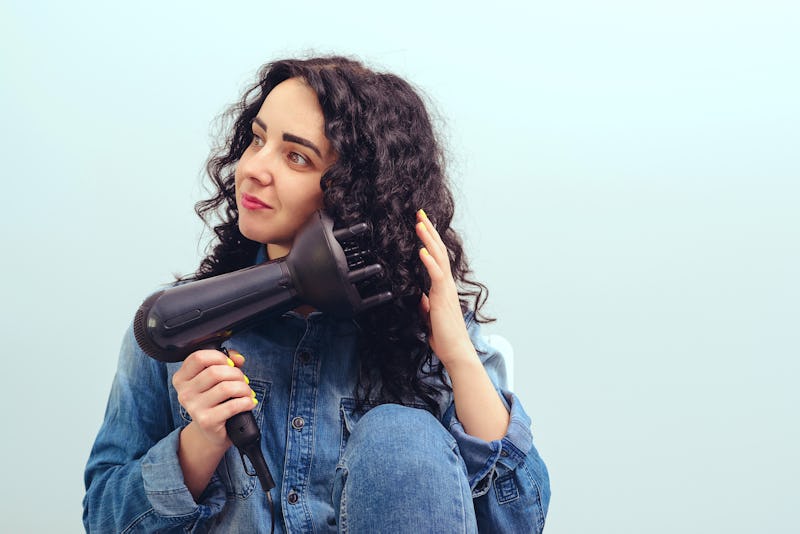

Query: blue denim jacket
84 294 550 532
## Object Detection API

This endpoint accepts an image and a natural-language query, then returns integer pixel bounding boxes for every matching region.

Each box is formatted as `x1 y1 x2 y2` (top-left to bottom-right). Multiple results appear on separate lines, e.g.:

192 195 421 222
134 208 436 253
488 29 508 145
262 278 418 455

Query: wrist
181 422 230 458
179 423 230 500
440 343 481 376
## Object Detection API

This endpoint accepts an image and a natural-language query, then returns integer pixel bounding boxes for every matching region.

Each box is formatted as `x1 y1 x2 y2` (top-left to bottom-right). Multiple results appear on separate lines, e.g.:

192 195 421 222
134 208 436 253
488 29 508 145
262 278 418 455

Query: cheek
310 189 324 209
286 182 324 212
233 164 244 190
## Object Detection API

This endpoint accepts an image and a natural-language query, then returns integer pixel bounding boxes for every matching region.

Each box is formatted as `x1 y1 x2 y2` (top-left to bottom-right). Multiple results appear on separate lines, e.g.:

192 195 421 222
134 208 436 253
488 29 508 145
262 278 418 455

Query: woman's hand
172 349 255 449
415 209 476 368
172 348 255 499
416 209 511 440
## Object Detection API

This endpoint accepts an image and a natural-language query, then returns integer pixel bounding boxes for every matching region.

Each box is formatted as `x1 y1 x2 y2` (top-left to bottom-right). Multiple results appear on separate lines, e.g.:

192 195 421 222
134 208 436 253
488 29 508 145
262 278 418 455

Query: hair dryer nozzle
133 210 391 362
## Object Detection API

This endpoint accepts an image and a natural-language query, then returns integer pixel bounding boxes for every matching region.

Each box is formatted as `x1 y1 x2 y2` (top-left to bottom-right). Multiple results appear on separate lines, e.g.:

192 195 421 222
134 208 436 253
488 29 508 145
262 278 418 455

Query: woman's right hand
172 348 255 449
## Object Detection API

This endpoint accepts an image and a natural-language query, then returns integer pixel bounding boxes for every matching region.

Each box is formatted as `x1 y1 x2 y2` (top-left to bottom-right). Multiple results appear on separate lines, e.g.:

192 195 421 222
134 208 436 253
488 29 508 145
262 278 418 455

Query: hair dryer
132 210 392 495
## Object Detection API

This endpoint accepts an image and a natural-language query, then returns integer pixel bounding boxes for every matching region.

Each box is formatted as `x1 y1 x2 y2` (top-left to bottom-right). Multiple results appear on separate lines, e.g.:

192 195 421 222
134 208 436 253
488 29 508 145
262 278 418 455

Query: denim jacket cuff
447 390 534 498
141 427 226 520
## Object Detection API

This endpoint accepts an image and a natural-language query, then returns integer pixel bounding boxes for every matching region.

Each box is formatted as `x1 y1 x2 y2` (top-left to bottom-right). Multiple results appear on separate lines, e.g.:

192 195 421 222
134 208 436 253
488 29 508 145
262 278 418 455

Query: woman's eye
251 134 264 147
288 152 309 166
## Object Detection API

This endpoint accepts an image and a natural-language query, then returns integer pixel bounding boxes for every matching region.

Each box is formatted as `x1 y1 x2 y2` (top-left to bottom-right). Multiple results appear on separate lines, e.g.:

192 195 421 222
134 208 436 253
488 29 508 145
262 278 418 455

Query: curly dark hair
192 56 491 415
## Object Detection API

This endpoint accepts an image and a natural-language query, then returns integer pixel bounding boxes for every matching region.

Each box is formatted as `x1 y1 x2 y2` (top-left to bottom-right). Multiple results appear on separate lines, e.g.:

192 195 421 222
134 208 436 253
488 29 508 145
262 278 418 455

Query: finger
419 293 432 333
203 379 255 407
173 349 229 384
416 223 448 270
417 209 447 256
183 375 255 418
419 292 431 315
191 364 248 395
225 349 251 385
193 395 256 431
415 222 450 276
227 349 247 368
419 247 444 282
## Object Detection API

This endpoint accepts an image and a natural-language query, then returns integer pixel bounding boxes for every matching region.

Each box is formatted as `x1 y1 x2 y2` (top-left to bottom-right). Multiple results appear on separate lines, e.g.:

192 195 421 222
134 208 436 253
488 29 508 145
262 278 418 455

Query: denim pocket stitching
493 472 520 504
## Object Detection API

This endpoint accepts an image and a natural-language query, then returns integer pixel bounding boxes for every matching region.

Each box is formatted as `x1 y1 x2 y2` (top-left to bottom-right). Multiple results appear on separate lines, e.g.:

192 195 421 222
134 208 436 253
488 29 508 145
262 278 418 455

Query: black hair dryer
133 210 392 493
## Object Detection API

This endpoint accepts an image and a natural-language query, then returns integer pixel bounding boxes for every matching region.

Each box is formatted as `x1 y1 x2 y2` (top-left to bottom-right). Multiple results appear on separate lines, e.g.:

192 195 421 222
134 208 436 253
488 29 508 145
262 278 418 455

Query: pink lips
241 193 272 210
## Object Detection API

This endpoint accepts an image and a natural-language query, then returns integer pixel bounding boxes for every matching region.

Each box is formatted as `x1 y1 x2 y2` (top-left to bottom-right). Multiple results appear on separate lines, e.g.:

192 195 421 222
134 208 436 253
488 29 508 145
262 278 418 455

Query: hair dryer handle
226 410 275 492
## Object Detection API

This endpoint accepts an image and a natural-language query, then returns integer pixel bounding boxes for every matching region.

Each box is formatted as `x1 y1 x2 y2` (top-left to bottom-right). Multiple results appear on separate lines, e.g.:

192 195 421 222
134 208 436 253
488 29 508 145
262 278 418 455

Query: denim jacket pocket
214 379 272 499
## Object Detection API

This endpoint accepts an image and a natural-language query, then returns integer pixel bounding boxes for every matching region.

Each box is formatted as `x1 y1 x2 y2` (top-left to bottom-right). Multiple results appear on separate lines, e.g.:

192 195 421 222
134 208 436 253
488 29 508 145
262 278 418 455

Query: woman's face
235 77 337 259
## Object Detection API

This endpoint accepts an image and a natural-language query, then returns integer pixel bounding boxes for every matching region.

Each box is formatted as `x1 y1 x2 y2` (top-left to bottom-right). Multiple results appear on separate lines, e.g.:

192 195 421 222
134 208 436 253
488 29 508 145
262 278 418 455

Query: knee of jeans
343 404 459 470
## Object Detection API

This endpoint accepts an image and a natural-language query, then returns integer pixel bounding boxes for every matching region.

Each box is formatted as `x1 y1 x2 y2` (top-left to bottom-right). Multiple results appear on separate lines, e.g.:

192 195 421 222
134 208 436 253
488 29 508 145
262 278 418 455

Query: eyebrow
252 117 323 159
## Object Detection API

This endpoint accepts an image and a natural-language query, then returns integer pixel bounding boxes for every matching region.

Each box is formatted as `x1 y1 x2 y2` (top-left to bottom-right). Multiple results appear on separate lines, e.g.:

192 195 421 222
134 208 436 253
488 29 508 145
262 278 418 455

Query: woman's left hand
416 209 511 441
415 209 477 368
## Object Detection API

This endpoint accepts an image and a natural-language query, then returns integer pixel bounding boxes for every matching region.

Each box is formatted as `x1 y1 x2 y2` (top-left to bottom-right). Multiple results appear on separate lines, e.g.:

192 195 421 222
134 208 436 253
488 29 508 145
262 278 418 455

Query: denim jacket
84 293 550 533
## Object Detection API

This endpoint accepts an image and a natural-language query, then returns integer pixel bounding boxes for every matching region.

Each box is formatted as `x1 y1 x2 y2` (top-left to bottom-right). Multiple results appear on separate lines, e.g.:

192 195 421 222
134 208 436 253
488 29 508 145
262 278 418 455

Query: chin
238 220 268 244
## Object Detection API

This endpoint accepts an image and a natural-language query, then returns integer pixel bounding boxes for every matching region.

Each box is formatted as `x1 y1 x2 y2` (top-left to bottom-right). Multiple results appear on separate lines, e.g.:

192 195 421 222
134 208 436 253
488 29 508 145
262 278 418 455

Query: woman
84 56 550 533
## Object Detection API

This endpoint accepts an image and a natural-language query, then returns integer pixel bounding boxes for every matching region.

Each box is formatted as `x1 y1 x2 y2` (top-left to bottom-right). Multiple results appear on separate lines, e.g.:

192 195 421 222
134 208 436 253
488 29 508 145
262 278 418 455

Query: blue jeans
333 404 478 533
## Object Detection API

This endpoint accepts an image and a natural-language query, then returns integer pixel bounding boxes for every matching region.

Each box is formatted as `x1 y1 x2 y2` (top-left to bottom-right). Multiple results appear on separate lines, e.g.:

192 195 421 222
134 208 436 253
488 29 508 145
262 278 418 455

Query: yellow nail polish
252 398 259 405
421 247 430 256
226 357 234 367
251 389 256 397
243 374 250 385
419 208 428 220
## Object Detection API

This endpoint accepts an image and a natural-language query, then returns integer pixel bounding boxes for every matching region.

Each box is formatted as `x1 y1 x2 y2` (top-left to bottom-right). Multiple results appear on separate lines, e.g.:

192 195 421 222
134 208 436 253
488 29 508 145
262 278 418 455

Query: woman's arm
83 325 240 531
416 209 550 532
415 209 509 440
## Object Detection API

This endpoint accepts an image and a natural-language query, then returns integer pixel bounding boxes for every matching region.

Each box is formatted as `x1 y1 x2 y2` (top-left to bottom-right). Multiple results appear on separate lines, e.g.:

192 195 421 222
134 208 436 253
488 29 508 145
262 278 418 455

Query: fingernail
252 398 259 405
419 208 428 219
421 247 430 256
243 374 250 385
251 389 256 397
226 357 234 367
234 351 245 364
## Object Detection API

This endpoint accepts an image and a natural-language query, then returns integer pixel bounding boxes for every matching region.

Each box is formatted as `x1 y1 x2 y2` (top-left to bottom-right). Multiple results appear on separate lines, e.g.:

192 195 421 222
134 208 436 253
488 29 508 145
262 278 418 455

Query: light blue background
1 1 797 532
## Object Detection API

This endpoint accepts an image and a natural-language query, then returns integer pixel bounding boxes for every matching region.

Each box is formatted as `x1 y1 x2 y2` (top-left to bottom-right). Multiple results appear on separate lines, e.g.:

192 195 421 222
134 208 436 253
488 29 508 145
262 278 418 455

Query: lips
241 193 272 210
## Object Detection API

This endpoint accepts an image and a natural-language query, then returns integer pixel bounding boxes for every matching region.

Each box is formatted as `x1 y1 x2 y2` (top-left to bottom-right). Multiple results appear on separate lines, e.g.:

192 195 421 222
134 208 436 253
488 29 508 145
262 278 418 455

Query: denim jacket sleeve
83 323 227 533
441 314 551 534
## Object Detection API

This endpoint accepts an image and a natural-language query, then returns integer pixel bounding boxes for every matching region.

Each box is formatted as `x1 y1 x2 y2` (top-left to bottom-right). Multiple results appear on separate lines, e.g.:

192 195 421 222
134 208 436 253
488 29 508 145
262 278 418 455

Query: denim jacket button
292 416 305 430
288 490 299 504
298 350 311 364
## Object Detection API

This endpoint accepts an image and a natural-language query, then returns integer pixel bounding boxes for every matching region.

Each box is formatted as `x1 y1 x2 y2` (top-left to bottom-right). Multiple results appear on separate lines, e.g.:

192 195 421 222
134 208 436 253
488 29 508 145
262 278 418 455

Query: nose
239 143 277 186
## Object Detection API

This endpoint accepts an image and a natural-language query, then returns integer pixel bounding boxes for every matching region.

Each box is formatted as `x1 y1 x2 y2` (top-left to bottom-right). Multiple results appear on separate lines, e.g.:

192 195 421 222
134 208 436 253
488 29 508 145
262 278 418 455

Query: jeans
333 404 478 533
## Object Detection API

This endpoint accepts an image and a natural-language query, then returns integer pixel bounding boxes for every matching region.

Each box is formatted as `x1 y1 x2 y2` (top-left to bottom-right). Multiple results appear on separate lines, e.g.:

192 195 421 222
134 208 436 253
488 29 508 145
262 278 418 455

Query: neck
264 244 316 318
266 243 290 260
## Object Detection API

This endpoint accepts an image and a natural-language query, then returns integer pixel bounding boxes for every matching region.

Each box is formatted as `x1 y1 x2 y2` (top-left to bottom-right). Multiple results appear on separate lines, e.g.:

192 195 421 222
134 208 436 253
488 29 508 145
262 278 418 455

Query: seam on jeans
338 466 349 533
145 488 185 496
519 461 546 533
454 445 470 534
121 508 155 533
